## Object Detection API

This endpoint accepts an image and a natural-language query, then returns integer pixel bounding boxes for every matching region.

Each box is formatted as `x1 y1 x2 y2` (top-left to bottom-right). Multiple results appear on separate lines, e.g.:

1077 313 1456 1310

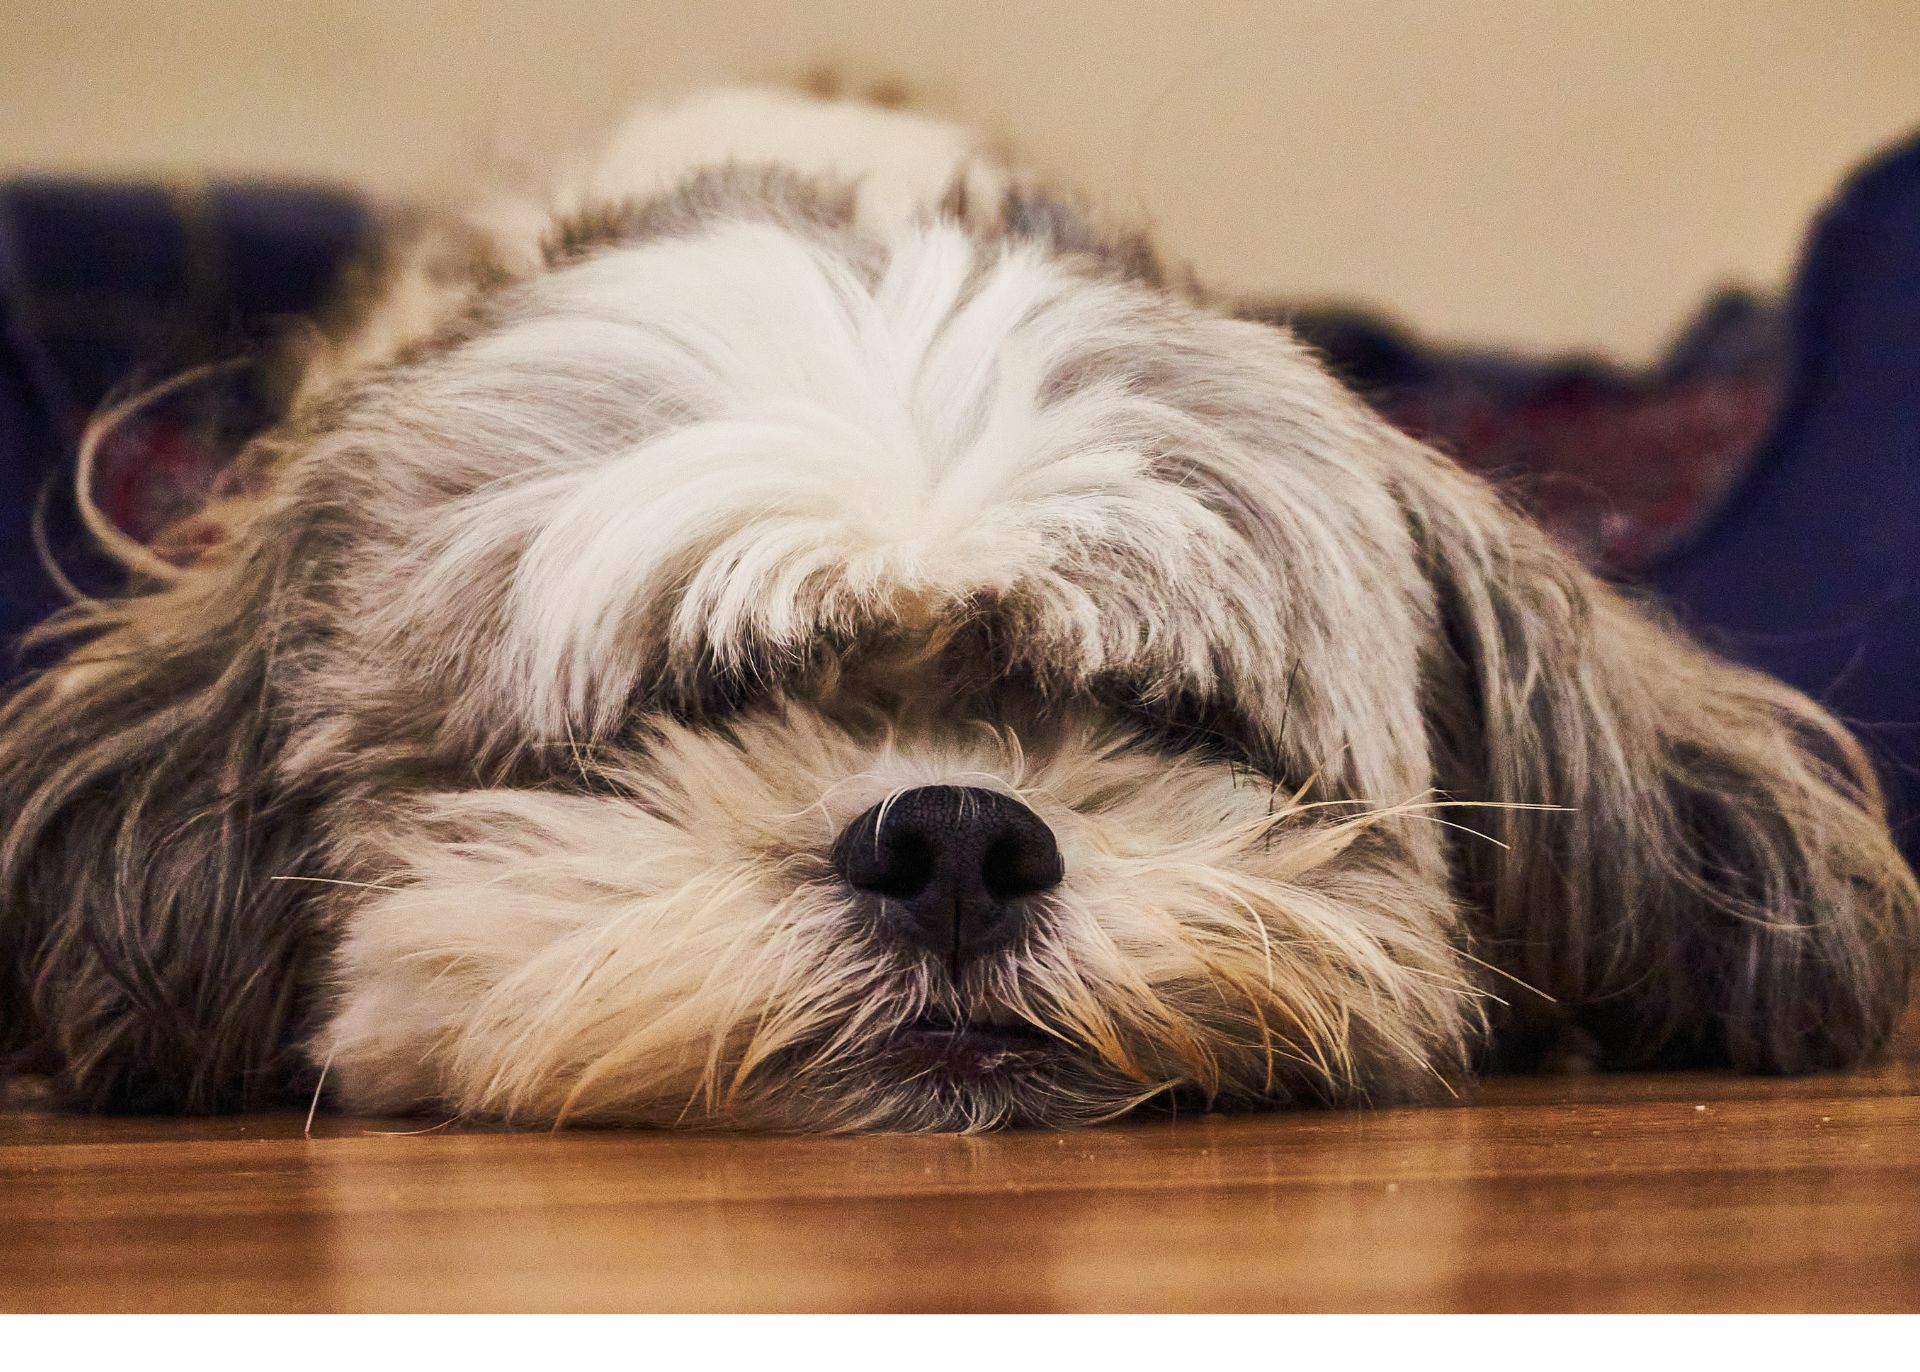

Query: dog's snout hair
0 86 1914 1130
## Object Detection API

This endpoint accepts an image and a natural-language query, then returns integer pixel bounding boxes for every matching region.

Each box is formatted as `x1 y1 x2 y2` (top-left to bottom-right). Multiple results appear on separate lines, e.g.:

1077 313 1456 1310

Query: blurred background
4 0 1918 363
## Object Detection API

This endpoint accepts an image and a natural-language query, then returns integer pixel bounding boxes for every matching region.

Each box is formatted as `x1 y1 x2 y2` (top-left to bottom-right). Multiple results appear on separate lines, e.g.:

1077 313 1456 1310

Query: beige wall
4 0 1917 362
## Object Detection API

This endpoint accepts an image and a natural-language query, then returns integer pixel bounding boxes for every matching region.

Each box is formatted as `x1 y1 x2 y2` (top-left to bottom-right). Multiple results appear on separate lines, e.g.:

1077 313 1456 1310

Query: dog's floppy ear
0 516 321 1112
1398 442 1919 1071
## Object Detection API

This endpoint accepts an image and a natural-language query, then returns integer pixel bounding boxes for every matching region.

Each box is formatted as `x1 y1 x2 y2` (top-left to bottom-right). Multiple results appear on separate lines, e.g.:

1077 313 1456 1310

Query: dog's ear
1398 442 1919 1071
0 523 321 1112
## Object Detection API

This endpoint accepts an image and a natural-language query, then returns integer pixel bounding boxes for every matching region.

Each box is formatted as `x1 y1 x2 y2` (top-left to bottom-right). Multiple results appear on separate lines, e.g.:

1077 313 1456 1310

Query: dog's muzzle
831 785 1063 961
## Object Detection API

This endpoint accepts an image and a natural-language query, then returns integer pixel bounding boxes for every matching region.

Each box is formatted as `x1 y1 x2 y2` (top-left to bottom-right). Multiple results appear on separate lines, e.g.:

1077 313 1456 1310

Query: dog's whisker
270 875 404 893
304 1044 336 1140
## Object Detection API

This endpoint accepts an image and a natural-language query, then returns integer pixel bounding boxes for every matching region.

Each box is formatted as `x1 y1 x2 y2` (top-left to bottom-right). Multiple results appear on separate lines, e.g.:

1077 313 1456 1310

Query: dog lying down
1 88 1914 1131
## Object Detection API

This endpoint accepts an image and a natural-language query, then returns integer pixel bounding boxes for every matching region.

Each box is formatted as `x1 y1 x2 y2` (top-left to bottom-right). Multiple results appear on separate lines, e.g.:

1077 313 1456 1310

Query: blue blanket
1652 135 1920 861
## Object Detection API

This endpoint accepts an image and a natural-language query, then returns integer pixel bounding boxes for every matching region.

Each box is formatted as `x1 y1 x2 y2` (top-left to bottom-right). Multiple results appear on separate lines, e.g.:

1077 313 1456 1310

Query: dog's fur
2 88 1915 1130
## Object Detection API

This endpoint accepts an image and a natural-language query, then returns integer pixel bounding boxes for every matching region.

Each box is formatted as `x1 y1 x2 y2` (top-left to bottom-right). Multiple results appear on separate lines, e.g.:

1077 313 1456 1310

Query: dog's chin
764 999 1289 1133
733 1011 1122 1133
809 1035 1274 1133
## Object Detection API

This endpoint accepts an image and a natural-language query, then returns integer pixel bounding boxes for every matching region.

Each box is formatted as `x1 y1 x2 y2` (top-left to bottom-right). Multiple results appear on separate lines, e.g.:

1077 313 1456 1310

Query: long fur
2 87 1914 1129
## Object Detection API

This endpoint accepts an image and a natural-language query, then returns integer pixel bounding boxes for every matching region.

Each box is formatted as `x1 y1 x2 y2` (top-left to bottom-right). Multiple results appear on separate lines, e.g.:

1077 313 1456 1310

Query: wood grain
4 1036 1917 1312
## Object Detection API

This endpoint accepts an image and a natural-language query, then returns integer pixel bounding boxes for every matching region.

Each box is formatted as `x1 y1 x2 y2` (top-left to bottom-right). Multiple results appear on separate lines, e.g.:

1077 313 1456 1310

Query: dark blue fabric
1652 132 1920 863
0 177 368 654
0 197 73 642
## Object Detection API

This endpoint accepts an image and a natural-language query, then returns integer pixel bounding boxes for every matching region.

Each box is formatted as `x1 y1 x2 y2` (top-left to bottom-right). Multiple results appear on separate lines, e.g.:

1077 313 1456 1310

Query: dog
1 87 1914 1131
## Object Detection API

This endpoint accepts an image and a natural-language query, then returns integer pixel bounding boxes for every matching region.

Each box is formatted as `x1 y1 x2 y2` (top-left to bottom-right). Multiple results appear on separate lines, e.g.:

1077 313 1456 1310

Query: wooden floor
5 1030 1917 1313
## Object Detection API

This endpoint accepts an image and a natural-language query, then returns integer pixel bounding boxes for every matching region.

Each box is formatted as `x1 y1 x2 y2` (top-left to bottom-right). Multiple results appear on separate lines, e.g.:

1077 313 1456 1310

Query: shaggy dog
1 88 1914 1130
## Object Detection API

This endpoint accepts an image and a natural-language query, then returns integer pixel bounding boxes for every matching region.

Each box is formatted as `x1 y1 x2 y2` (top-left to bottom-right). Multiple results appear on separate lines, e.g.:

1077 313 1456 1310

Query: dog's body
2 89 1914 1130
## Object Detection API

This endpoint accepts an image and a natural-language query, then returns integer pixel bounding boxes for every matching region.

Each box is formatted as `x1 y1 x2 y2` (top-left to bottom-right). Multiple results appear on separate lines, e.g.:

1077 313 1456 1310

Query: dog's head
3 96 1914 1129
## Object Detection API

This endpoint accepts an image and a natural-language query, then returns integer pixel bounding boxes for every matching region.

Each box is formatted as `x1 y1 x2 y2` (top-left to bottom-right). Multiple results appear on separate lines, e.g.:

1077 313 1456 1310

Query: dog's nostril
981 831 1059 901
850 830 936 901
831 785 1063 959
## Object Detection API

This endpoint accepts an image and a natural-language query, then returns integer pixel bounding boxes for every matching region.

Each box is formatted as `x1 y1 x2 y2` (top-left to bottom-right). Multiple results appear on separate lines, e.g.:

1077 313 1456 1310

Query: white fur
308 214 1435 797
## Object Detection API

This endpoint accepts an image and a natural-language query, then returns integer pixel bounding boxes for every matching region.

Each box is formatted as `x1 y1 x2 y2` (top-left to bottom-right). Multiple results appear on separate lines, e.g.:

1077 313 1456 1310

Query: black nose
831 785 1064 960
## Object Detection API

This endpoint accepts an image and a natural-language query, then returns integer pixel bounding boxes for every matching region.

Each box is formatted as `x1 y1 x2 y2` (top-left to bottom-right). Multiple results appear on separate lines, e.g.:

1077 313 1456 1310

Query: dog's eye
647 652 793 727
1116 689 1268 773
666 671 758 725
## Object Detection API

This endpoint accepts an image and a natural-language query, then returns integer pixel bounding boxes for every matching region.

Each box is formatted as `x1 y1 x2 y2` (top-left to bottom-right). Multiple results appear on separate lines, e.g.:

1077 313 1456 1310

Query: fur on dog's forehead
293 172 1430 793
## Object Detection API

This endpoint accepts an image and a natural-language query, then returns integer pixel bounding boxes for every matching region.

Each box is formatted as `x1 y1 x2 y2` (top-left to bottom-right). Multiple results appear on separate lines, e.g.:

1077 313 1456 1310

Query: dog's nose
832 785 1063 959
